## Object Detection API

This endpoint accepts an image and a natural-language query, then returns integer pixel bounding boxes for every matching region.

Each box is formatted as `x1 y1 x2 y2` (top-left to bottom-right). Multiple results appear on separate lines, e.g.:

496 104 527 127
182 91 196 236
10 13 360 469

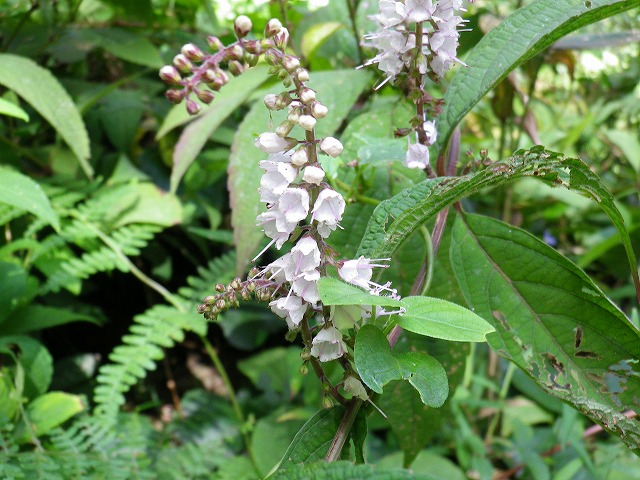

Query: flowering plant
161 0 640 475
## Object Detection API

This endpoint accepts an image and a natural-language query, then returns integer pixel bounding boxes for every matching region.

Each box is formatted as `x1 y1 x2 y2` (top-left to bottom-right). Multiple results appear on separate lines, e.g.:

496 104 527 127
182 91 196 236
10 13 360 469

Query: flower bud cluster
197 274 276 321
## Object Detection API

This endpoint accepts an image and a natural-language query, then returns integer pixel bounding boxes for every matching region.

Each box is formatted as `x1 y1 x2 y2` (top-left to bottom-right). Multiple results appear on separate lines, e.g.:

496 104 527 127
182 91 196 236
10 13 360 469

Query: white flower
319 137 344 157
361 29 412 87
255 133 297 153
312 102 328 119
310 325 348 362
378 0 406 27
423 120 437 145
405 139 430 169
291 272 321 304
289 236 321 279
258 159 297 204
277 188 310 224
405 0 435 23
298 115 317 131
311 188 346 238
256 209 296 250
303 166 325 185
291 148 309 166
270 295 307 330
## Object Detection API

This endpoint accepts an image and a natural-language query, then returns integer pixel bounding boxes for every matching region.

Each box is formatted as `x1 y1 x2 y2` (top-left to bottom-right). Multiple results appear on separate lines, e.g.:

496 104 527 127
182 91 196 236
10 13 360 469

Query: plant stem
325 398 363 461
484 361 516 444
346 0 364 64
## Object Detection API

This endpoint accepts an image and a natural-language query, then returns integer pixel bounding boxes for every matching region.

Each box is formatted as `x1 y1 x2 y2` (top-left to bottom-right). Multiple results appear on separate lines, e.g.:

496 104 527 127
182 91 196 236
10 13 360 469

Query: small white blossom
312 102 328 119
289 236 321 279
270 295 307 330
303 166 325 185
258 160 297 204
405 0 435 23
423 120 438 145
277 188 310 224
311 188 346 238
378 0 405 27
255 208 296 251
319 137 343 157
299 88 316 104
264 94 278 110
298 115 317 131
405 139 430 169
310 325 348 362
291 148 309 166
255 133 297 153
338 256 389 290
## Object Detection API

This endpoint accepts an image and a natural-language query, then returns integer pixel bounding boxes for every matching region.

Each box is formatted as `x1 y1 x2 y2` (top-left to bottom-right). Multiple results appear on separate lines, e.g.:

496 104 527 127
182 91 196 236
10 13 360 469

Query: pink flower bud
196 89 215 104
265 18 283 38
159 65 182 85
186 99 201 115
165 89 185 104
181 43 204 62
296 69 310 82
276 121 294 138
228 61 244 76
264 94 278 110
173 54 193 73
282 55 301 73
274 27 290 49
226 45 244 61
207 36 224 51
234 15 253 38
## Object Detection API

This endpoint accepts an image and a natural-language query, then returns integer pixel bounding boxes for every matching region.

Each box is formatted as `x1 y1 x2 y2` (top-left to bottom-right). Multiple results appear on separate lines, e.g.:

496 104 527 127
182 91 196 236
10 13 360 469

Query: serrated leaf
435 0 640 154
230 69 371 275
356 148 640 301
166 66 270 192
0 54 92 178
355 324 402 394
396 352 448 408
318 277 406 308
0 167 59 230
275 406 344 471
0 97 28 121
399 296 494 343
273 461 429 480
301 22 344 58
450 213 640 451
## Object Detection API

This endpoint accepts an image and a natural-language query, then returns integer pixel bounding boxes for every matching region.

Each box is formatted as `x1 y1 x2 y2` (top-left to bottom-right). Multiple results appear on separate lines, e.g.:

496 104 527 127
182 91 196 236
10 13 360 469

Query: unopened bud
287 107 300 123
274 27 290 49
320 137 343 157
282 55 301 73
291 147 308 166
186 99 201 115
159 65 182 85
265 18 283 38
196 89 215 104
312 101 328 119
300 348 312 361
204 296 216 304
264 94 278 110
416 52 428 74
276 120 294 138
303 165 325 185
215 283 225 292
244 40 263 55
230 277 242 290
299 88 316 104
255 132 297 153
245 53 259 67
296 69 310 82
197 304 207 314
228 60 244 76
276 92 292 109
298 114 317 131
207 36 224 51
227 44 244 61
246 281 256 292
173 54 193 73
234 15 253 38
165 89 185 104
215 299 226 310
181 43 204 62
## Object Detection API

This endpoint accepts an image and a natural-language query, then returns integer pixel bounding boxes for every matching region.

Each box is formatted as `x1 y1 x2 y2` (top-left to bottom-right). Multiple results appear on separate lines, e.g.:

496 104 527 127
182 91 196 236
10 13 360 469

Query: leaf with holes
450 213 640 451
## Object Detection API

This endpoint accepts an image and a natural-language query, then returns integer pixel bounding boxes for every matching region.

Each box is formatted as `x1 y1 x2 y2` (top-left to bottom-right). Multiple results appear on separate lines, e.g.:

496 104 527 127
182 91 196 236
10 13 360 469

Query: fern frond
179 251 237 303
93 306 206 419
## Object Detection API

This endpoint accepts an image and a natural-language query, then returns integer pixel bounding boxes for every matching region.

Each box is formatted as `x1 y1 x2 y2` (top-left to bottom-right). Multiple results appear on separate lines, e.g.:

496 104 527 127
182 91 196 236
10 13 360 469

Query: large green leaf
230 69 371 274
275 406 344 471
399 296 494 342
14 392 84 443
165 66 269 193
356 148 640 301
0 168 59 230
0 54 92 178
450 213 640 451
435 0 640 153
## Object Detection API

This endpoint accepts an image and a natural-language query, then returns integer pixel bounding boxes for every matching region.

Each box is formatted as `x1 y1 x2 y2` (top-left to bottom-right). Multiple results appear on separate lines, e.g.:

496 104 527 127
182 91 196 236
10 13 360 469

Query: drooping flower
310 325 348 362
338 256 389 290
255 132 297 153
311 188 346 238
258 158 297 204
277 187 310 224
405 0 435 23
405 140 430 169
255 208 297 250
270 294 308 329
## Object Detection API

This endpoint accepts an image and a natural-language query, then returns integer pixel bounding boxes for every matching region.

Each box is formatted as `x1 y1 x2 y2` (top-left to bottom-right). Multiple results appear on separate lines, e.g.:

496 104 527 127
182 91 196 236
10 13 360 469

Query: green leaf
0 305 100 335
356 148 640 301
238 347 303 396
0 97 28 121
301 22 344 58
602 129 640 173
230 69 371 274
166 66 270 193
0 54 92 178
395 352 448 408
251 412 307 478
399 296 494 343
0 167 59 230
435 0 640 154
275 406 344 471
0 262 28 325
14 392 84 443
273 461 429 480
318 277 406 308
450 213 640 451
354 324 402 394
84 28 163 68
0 336 53 399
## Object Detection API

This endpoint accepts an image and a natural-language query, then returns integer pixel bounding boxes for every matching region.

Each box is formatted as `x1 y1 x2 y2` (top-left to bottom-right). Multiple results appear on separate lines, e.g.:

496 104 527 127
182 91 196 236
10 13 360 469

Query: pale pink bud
319 137 343 157
312 102 328 119
283 55 301 72
165 89 185 104
265 18 283 38
234 15 253 38
186 99 201 115
264 94 278 110
296 69 310 82
303 166 325 185
207 36 224 51
195 90 215 104
274 27 290 49
172 54 193 73
298 115 317 131
159 65 182 85
181 43 204 62
291 148 308 166
299 88 316 104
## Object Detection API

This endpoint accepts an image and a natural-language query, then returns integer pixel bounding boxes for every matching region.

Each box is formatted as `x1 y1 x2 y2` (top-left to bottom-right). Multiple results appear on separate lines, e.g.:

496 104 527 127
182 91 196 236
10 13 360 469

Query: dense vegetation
0 0 639 478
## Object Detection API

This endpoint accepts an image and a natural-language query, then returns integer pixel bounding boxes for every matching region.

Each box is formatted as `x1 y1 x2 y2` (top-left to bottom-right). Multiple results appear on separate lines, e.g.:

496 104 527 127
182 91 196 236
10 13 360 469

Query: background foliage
0 0 639 478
